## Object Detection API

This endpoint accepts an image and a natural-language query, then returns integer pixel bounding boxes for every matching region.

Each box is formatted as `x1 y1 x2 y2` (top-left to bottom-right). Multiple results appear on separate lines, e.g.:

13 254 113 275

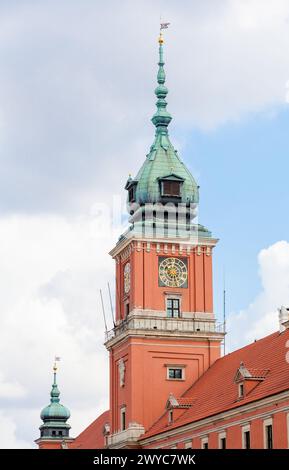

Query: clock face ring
159 257 188 288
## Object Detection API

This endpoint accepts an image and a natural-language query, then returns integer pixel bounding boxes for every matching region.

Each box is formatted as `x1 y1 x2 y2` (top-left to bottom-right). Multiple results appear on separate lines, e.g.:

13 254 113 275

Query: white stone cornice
109 234 219 259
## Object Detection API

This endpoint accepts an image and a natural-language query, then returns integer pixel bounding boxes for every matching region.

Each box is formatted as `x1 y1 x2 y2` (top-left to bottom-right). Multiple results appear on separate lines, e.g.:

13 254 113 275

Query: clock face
124 262 131 294
158 257 188 288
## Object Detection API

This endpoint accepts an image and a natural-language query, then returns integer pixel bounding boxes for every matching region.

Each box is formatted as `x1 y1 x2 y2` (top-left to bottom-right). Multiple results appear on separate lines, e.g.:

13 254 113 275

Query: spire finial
151 22 172 135
50 356 61 403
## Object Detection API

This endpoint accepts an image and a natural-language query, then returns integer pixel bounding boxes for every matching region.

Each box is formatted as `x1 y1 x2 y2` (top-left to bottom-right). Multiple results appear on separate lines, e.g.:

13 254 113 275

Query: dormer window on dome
158 174 184 200
125 178 138 204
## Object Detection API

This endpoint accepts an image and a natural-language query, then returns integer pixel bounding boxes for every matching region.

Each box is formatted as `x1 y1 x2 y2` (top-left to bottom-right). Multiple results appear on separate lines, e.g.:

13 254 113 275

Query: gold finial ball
158 33 164 44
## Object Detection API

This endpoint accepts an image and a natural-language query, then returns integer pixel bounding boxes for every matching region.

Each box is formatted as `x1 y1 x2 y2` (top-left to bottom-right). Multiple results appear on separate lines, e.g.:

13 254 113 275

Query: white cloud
0 1 289 213
0 213 116 447
0 373 26 399
0 412 32 449
227 240 289 351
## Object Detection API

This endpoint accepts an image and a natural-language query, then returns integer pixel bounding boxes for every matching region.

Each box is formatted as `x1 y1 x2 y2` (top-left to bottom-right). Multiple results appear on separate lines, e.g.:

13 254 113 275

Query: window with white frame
184 441 192 449
166 365 185 380
201 437 209 449
168 410 173 424
242 424 251 449
239 383 244 398
263 418 273 449
218 431 226 449
166 298 181 318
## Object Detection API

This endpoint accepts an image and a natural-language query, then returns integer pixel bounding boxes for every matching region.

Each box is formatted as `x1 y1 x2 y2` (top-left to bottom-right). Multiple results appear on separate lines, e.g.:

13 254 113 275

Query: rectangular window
242 424 251 449
185 441 192 449
167 298 180 318
239 383 244 398
168 367 183 380
125 303 130 316
244 431 250 449
168 410 173 424
265 424 273 449
162 181 181 197
120 407 126 431
219 432 226 449
220 437 226 449
128 186 135 202
201 438 209 449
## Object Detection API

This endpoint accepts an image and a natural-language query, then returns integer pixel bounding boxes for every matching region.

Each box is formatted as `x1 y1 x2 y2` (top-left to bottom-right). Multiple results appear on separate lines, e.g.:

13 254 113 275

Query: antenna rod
108 282 116 328
100 289 108 334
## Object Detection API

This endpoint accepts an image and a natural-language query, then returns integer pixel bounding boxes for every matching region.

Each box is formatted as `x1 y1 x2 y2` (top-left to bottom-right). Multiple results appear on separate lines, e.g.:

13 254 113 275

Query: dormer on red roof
166 393 195 410
234 361 270 399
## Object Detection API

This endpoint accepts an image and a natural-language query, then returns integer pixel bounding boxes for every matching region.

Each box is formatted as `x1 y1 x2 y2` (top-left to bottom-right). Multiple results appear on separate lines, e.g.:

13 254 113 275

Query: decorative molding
109 234 219 259
120 245 131 262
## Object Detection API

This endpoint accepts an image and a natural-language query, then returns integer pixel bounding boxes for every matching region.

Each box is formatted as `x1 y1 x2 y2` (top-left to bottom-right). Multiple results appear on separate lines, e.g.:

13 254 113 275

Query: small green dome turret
38 360 71 441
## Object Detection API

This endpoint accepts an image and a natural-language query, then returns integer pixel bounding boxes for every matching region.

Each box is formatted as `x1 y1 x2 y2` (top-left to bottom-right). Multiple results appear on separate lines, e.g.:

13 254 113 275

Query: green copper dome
126 34 199 207
40 403 71 422
40 366 70 425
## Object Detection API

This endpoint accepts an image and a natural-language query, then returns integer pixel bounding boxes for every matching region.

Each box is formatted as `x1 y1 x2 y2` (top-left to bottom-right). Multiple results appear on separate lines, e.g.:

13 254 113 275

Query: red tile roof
70 410 110 449
246 368 270 379
144 329 289 439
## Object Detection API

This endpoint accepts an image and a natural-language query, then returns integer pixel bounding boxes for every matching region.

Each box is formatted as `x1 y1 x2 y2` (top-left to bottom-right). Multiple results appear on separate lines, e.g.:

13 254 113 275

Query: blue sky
179 107 289 319
0 0 289 448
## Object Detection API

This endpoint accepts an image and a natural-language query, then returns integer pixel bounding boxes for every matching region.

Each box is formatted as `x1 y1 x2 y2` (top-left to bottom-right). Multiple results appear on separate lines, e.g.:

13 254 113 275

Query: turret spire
151 31 172 134
50 359 60 403
36 358 72 447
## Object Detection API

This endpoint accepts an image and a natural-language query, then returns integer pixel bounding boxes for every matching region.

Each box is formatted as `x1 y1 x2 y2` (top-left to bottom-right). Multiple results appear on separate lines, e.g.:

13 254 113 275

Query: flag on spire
160 22 170 30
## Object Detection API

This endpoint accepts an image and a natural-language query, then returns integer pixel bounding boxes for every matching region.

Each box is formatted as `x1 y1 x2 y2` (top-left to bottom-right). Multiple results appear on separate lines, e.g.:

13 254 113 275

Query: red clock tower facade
105 33 225 448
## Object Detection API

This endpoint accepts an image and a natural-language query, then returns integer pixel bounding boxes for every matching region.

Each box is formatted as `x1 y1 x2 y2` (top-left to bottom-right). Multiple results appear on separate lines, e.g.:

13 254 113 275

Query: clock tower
105 32 225 449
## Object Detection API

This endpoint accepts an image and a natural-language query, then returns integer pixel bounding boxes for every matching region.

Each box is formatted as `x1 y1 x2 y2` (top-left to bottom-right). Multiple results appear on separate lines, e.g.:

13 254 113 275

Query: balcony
105 312 225 344
107 423 145 448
